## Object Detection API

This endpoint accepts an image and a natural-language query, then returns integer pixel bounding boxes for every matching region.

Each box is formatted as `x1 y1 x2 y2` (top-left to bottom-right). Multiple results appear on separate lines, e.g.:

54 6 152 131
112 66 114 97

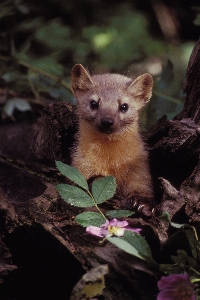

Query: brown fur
71 64 153 198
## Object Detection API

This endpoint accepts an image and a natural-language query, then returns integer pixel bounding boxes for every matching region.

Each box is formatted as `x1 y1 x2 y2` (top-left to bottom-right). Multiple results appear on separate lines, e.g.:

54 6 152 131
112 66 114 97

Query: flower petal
86 218 141 238
192 292 197 300
100 220 109 229
86 225 105 237
158 274 191 290
100 228 109 236
109 218 129 227
157 274 196 300
157 288 176 300
112 227 125 237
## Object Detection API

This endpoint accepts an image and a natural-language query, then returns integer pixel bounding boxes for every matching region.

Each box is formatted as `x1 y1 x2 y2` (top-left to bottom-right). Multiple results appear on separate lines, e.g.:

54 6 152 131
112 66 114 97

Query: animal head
71 64 153 134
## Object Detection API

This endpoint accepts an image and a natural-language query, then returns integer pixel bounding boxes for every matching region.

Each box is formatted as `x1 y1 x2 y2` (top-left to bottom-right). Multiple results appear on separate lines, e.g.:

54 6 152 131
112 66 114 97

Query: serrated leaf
106 210 134 218
56 184 94 207
123 231 157 265
107 231 157 266
56 161 88 190
106 235 146 261
75 212 105 227
92 176 116 204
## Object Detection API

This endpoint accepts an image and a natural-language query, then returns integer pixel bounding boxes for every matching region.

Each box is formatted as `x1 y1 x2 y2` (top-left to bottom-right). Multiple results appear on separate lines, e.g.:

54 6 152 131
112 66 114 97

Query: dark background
0 0 199 126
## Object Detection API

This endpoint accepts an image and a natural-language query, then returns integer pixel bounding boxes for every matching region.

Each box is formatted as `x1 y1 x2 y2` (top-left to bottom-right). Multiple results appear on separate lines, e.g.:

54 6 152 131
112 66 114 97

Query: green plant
55 161 200 299
56 161 133 227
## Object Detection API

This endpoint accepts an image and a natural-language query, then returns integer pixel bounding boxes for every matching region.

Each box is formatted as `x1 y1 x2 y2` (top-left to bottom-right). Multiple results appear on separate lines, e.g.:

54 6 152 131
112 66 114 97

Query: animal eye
90 100 99 110
119 103 129 113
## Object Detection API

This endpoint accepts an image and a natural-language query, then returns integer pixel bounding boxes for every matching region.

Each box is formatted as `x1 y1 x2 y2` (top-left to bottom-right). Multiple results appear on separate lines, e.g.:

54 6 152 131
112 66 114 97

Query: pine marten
71 64 153 199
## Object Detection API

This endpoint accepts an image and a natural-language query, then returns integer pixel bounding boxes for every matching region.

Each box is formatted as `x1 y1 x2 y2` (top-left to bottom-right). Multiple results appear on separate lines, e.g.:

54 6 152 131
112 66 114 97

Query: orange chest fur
75 123 144 177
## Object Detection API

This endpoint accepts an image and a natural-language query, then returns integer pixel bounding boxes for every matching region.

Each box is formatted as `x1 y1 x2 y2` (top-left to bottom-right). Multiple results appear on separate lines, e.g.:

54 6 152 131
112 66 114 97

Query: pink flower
157 274 196 300
86 218 141 238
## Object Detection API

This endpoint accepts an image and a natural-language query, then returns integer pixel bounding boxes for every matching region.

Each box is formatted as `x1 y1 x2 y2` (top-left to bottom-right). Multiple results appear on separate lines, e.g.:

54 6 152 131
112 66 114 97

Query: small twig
87 190 107 221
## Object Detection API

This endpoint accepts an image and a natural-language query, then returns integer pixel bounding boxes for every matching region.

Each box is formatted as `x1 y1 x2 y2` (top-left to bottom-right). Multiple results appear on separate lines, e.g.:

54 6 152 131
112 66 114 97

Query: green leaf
123 231 157 265
56 184 94 207
185 227 200 260
56 161 88 190
106 235 146 261
107 231 157 266
106 210 134 218
171 250 197 268
160 211 171 223
171 222 184 228
160 211 184 228
171 249 188 265
92 176 116 204
35 19 70 49
158 263 182 274
75 212 105 227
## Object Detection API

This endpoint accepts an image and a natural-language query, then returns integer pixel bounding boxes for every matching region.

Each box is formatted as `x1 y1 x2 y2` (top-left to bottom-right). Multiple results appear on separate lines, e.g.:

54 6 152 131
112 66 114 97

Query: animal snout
101 117 114 129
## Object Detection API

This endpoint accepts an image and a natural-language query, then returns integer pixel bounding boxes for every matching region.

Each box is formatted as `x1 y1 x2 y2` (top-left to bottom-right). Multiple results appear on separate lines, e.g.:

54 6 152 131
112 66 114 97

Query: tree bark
178 37 200 122
148 37 200 222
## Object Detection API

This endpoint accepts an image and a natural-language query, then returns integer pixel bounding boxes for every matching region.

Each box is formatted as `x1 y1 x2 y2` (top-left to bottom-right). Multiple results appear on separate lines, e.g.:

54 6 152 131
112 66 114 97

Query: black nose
101 117 114 129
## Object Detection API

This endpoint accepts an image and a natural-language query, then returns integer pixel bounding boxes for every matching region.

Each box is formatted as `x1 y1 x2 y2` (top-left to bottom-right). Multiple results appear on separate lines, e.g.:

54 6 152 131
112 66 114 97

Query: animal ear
71 64 94 93
127 73 153 109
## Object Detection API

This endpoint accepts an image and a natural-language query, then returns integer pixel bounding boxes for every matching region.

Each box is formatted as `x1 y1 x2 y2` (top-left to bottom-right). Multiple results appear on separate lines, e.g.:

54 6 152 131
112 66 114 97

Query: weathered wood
149 118 200 189
179 37 200 122
0 102 77 172
147 37 200 223
0 161 159 299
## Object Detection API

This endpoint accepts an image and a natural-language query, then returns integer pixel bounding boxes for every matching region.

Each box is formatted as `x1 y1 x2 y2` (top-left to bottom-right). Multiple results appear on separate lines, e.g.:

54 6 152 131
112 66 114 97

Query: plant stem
87 190 107 221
